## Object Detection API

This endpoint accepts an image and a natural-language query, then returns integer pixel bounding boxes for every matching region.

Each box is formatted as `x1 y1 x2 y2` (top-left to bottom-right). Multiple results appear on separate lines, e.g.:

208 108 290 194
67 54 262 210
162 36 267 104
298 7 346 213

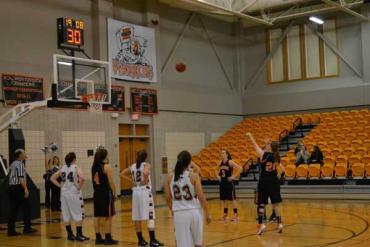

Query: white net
82 93 107 113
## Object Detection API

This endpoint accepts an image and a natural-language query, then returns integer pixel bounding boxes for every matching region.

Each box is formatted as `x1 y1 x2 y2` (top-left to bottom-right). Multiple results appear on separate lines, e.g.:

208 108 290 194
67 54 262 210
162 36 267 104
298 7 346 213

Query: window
266 19 339 84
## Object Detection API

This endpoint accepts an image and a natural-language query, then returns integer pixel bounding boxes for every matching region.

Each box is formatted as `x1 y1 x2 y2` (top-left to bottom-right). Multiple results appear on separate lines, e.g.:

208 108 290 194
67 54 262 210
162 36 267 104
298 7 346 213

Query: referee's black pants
44 180 51 208
50 185 60 211
7 185 31 233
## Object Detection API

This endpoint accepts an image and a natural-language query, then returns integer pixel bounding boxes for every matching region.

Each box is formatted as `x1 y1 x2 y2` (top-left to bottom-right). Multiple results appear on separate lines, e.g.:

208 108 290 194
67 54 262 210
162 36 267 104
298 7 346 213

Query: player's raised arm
246 132 264 157
192 172 211 224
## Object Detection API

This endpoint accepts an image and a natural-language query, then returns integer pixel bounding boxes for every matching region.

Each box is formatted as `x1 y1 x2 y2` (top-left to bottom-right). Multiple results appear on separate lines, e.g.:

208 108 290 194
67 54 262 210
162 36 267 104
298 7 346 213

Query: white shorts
132 187 155 221
174 209 204 247
61 192 84 222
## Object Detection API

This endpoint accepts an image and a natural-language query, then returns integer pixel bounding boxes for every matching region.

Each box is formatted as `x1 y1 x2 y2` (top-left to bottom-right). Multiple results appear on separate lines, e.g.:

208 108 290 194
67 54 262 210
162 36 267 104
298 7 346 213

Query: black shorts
256 177 282 205
219 181 236 201
93 190 115 217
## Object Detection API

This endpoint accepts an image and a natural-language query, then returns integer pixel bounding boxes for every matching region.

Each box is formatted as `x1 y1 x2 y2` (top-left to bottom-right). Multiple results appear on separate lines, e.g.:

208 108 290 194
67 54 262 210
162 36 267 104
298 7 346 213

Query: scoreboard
57 17 84 51
130 88 158 114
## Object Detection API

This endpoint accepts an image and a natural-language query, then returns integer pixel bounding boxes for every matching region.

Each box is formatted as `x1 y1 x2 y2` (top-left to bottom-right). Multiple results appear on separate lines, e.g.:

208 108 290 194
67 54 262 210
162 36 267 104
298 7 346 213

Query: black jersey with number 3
92 163 110 191
219 160 233 183
260 152 278 178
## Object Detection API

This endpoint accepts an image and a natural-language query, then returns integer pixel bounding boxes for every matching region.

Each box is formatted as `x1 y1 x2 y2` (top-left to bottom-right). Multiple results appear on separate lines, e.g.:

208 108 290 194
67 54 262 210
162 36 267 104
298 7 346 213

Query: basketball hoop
82 93 107 113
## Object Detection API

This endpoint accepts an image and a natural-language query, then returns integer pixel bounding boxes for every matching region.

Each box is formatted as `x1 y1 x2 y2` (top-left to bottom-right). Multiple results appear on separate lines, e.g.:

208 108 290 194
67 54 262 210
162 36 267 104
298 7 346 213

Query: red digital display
57 17 84 50
66 28 82 45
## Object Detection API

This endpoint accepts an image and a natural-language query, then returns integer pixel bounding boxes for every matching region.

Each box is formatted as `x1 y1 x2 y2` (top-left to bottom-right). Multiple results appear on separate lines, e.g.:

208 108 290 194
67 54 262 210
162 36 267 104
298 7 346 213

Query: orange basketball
175 62 186 72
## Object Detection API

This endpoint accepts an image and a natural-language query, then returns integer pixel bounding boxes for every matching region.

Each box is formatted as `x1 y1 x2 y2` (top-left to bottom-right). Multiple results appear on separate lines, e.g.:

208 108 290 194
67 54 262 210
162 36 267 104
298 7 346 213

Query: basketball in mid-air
175 62 186 73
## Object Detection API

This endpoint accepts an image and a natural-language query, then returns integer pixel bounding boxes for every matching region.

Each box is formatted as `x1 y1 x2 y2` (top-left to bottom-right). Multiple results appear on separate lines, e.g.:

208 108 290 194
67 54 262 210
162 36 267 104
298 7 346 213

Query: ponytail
94 148 108 166
271 141 281 163
136 150 148 169
223 149 232 160
65 152 76 167
174 150 192 181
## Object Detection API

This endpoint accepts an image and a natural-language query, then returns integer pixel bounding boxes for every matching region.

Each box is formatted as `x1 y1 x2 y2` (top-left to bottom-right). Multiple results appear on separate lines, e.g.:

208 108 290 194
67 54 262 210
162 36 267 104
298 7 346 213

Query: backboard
53 54 111 104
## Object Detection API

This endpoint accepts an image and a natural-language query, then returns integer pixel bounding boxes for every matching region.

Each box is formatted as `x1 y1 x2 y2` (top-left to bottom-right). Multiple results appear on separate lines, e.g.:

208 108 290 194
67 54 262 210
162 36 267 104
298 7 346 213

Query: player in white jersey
120 150 163 247
50 152 89 242
164 150 212 247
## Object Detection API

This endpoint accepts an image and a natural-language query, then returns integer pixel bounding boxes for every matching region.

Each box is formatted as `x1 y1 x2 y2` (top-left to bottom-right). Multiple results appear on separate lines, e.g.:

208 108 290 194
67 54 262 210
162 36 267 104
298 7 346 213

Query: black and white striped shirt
9 160 26 185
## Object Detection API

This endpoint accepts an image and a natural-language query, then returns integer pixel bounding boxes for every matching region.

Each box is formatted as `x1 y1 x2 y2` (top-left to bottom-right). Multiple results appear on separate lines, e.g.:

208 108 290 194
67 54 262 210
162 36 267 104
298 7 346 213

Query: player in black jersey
247 133 284 235
92 148 118 245
216 149 242 222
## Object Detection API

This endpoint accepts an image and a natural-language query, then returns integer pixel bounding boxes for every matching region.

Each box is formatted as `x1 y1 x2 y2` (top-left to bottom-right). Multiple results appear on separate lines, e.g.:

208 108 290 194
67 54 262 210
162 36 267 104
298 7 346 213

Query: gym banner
2 74 44 105
107 18 157 83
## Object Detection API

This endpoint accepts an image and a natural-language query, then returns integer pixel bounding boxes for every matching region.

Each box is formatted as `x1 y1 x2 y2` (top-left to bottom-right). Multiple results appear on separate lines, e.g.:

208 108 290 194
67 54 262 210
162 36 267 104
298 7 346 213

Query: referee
7 149 37 236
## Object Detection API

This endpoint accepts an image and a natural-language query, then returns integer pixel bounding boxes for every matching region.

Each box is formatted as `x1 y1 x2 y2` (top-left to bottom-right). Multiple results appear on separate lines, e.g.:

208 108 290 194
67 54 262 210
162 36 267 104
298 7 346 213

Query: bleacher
194 108 370 182
193 114 315 180
284 109 370 180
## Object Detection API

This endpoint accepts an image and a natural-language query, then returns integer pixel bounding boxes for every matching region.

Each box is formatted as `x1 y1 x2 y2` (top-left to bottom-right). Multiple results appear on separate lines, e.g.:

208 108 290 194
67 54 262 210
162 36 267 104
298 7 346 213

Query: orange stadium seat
339 140 351 148
308 164 321 179
331 147 343 157
356 147 368 156
364 139 370 149
296 165 308 179
349 155 361 166
335 163 348 178
321 163 335 179
357 133 368 140
346 133 357 140
343 147 355 156
324 156 336 164
352 163 365 179
336 155 348 164
351 139 363 147
285 165 296 179
321 148 331 157
281 157 289 167
362 155 370 164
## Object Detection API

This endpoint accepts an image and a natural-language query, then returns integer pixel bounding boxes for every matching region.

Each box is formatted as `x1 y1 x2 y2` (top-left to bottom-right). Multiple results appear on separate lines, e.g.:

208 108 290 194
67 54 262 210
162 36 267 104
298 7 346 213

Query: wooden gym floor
1 195 370 247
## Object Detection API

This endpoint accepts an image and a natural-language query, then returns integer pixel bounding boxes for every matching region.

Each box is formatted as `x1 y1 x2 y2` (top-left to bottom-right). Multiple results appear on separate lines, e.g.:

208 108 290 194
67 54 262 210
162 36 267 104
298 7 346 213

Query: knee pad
257 204 265 216
147 219 155 229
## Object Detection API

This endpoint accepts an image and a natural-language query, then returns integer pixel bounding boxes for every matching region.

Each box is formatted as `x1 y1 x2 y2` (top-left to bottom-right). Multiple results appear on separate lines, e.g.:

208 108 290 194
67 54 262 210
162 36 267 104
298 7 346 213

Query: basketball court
1 0 370 246
1 197 370 246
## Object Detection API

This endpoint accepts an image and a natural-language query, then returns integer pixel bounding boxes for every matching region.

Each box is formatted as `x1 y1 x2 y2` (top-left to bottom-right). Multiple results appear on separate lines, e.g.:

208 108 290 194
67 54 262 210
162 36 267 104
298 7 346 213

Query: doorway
118 124 150 194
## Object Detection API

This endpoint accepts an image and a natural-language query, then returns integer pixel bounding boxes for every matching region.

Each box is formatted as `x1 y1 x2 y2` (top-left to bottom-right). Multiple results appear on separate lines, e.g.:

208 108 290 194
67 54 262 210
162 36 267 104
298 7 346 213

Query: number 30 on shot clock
57 17 84 51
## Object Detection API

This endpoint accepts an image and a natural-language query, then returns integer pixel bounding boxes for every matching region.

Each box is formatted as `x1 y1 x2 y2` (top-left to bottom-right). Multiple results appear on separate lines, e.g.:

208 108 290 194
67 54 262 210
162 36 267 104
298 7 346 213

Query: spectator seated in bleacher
309 145 324 166
294 140 305 155
295 145 310 166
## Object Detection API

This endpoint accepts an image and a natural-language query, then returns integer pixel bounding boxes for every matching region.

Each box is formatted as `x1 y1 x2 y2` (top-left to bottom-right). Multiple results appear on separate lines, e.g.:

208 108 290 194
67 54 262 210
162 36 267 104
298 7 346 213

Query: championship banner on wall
1 74 44 105
107 18 157 83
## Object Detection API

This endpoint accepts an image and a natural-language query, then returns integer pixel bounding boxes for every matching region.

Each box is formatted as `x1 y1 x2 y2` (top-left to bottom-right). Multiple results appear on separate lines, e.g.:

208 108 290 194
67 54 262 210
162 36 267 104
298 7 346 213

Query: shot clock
57 17 84 51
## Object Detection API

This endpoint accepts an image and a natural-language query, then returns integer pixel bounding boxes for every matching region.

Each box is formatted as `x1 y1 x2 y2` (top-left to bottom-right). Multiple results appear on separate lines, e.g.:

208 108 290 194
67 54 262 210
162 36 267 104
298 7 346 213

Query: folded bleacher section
193 114 310 180
194 108 370 182
284 109 370 180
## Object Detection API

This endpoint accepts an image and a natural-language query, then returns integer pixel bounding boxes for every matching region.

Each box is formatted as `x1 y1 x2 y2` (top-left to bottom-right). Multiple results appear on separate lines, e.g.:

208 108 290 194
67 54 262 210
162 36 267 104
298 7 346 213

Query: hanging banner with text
107 18 157 83
2 74 44 105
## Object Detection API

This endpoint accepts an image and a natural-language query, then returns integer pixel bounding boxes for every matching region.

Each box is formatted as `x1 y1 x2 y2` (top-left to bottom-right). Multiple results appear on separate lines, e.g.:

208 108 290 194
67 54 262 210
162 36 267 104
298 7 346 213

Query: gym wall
0 0 242 198
241 12 370 114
